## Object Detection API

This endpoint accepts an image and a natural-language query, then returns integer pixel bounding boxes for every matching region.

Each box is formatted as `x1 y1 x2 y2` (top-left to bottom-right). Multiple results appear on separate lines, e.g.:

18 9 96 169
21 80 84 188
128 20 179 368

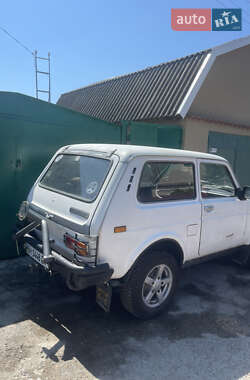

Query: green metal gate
1 93 183 260
0 92 120 259
208 131 250 186
122 121 183 149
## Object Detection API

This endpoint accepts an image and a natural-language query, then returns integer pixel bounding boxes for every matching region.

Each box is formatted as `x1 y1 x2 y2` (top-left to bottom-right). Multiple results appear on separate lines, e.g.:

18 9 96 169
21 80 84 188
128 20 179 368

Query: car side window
200 163 236 198
138 162 196 203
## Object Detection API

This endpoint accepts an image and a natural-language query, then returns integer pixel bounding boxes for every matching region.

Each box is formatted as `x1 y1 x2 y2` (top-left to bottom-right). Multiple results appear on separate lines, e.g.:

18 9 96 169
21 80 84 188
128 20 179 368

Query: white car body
17 144 250 318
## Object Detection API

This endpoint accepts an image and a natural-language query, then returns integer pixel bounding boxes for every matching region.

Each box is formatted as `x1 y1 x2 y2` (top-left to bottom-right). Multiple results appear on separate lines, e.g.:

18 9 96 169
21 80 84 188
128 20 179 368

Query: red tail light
64 233 88 256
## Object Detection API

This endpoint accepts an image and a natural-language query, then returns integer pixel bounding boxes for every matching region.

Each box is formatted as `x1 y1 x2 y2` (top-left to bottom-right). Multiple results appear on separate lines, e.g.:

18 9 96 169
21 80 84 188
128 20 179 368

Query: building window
138 161 195 203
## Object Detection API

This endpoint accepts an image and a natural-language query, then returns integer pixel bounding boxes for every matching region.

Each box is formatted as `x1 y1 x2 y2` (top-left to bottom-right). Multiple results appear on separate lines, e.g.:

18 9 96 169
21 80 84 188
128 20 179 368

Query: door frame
197 158 243 256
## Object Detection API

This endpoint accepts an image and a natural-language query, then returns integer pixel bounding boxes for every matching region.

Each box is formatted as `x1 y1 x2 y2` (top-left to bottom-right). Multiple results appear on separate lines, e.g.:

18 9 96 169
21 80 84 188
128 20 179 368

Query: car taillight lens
17 201 29 221
64 234 88 256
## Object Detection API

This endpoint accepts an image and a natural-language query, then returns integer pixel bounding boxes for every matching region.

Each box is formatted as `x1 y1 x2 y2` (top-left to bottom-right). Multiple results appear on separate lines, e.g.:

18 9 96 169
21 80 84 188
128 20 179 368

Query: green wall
1 93 183 260
208 131 250 186
0 92 120 259
122 121 183 149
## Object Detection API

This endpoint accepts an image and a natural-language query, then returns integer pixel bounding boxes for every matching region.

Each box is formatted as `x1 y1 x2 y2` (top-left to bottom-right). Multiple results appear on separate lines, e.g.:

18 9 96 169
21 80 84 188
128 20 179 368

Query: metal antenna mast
34 51 51 102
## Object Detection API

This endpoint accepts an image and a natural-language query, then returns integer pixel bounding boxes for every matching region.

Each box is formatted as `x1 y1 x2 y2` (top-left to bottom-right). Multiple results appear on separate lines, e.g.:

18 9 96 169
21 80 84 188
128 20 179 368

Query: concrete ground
1 256 250 380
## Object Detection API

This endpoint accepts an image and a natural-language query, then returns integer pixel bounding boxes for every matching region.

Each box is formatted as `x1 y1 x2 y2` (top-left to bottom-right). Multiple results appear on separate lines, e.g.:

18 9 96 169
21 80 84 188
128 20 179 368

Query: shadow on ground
1 256 250 379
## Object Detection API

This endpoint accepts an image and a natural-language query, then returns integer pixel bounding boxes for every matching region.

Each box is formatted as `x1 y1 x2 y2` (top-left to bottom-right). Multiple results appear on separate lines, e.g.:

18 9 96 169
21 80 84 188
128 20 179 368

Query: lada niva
16 144 250 319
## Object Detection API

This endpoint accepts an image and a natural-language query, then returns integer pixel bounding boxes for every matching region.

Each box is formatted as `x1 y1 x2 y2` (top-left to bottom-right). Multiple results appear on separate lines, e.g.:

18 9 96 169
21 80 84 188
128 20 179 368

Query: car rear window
40 154 111 202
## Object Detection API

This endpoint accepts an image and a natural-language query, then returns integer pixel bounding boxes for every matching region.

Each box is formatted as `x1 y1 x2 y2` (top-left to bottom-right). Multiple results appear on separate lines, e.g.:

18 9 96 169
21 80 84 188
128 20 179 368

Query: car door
198 160 246 256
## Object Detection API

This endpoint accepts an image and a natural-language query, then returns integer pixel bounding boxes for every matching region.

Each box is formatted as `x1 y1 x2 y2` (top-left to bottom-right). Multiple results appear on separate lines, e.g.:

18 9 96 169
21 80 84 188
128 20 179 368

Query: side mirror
236 188 245 200
242 186 250 199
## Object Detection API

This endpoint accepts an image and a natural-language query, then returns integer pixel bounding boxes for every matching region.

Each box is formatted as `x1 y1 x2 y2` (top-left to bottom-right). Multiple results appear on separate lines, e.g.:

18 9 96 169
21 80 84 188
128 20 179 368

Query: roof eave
177 36 250 119
176 52 215 119
212 35 250 57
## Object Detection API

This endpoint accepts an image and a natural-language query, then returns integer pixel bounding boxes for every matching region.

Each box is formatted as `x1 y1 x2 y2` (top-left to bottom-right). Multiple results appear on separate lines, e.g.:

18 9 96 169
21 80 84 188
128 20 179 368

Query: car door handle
204 205 214 213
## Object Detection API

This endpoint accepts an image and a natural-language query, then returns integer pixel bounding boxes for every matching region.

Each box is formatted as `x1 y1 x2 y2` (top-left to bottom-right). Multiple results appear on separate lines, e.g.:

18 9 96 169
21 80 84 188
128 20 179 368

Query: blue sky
1 0 249 103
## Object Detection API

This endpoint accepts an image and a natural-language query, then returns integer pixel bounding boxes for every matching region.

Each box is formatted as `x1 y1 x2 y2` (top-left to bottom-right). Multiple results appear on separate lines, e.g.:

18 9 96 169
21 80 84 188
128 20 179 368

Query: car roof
63 144 226 162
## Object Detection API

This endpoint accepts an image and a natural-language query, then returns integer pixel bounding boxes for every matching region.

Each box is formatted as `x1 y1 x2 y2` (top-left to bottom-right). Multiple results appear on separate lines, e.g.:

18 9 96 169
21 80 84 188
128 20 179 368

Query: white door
199 161 246 256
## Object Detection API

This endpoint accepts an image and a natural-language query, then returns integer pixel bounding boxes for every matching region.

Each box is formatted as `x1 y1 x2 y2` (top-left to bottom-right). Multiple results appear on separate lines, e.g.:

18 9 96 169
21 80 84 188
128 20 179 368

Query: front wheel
120 251 179 319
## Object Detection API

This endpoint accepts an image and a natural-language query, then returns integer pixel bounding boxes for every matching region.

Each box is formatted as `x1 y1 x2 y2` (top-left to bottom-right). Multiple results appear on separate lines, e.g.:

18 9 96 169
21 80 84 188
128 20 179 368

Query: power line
0 25 51 101
215 0 229 7
228 0 250 19
215 0 250 26
0 26 34 55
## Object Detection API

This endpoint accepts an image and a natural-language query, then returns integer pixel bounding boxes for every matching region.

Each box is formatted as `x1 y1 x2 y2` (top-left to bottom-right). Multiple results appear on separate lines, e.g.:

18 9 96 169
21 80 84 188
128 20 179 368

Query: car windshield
40 154 111 202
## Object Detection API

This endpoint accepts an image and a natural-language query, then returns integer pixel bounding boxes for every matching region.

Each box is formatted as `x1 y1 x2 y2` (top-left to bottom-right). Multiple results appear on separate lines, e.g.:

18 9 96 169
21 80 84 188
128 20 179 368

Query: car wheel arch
121 238 184 282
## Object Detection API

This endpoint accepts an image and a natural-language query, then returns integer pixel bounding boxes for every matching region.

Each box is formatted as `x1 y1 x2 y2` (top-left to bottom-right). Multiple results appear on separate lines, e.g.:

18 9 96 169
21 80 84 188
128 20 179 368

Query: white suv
16 144 250 319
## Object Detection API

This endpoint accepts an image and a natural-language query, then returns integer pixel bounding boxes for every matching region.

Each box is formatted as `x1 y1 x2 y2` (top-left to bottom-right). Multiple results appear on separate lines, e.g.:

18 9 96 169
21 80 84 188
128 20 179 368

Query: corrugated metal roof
57 50 210 122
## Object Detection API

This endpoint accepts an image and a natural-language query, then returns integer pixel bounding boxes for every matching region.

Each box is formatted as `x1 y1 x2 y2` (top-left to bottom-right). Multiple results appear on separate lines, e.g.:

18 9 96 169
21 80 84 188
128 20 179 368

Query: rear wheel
120 251 179 319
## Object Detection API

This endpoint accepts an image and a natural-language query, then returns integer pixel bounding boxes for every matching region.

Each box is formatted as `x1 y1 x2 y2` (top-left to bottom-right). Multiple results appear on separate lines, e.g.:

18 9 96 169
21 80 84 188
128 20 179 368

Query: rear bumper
16 221 113 291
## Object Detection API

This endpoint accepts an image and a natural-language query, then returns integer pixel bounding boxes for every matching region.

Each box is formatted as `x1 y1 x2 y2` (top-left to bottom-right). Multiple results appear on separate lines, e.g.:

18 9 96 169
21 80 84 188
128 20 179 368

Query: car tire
120 251 179 319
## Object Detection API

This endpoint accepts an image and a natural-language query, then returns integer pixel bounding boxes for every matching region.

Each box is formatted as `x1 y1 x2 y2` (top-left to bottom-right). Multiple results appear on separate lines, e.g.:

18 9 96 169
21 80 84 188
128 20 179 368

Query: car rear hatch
27 148 119 265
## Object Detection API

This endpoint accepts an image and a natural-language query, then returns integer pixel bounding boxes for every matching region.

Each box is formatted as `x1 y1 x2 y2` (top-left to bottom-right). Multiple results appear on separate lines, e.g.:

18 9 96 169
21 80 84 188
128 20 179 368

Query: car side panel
97 156 202 279
198 159 248 256
242 199 250 245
